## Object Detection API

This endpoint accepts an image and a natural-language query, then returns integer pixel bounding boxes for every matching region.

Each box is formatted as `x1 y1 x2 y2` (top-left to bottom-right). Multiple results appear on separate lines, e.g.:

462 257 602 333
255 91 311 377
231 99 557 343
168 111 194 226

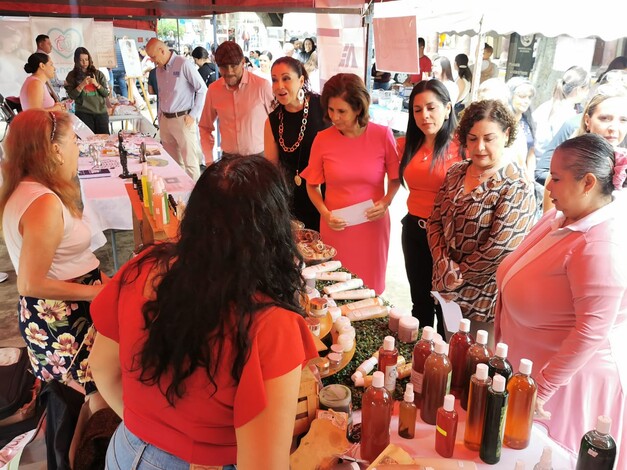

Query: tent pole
364 3 374 93
470 15 485 102
176 19 181 53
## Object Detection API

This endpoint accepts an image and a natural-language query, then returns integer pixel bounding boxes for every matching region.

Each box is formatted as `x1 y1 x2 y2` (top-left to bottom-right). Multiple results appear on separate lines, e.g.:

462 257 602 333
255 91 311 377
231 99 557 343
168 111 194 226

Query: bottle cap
539 446 552 464
459 318 470 333
492 374 506 392
383 336 395 351
434 340 447 355
476 329 488 345
351 371 363 382
389 307 409 319
476 363 489 380
372 371 385 388
495 342 508 358
421 326 435 341
519 358 533 375
596 415 612 435
404 383 414 402
443 394 455 412
514 460 525 470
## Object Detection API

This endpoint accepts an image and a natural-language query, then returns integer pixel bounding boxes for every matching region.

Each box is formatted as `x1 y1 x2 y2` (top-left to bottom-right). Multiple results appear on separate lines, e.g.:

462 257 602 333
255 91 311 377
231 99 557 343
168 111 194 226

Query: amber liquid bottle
378 336 399 394
435 394 458 457
460 329 491 410
463 363 491 451
420 340 452 425
398 383 417 439
448 318 474 398
411 326 435 408
488 342 513 383
361 371 393 462
480 374 509 465
504 359 537 449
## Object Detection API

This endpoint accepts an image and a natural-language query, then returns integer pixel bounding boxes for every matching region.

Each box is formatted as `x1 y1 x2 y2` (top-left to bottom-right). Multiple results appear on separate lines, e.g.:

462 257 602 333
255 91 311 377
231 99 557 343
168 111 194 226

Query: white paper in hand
431 291 463 334
331 199 374 227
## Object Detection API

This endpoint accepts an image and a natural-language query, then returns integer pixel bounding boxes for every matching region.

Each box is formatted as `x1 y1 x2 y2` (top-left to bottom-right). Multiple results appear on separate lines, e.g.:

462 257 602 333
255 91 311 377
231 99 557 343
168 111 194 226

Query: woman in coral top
398 80 461 335
89 156 318 469
496 134 627 466
302 73 400 294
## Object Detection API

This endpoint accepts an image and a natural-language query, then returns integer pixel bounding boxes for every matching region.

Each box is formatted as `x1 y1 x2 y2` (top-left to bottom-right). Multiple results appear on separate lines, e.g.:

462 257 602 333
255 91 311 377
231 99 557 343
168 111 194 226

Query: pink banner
373 16 419 73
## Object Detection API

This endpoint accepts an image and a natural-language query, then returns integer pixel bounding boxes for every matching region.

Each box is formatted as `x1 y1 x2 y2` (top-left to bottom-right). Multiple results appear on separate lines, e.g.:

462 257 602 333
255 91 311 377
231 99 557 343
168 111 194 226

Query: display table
369 104 409 133
349 403 577 469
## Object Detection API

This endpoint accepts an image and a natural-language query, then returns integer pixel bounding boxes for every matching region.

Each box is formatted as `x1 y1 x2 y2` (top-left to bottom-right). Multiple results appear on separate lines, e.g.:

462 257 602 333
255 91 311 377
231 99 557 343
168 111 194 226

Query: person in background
477 43 499 83
146 38 207 181
89 156 318 470
371 63 392 91
507 77 537 180
20 53 65 112
34 34 63 98
292 40 303 63
300 38 318 75
249 50 260 68
405 37 432 86
533 66 589 156
65 47 110 134
199 41 273 161
595 56 627 85
0 110 107 462
541 85 627 212
398 80 462 336
265 57 329 231
427 100 536 326
432 56 458 104
302 73 400 294
496 133 627 468
191 46 217 87
282 42 295 58
182 44 193 61
454 53 472 114
254 51 273 82
111 39 128 98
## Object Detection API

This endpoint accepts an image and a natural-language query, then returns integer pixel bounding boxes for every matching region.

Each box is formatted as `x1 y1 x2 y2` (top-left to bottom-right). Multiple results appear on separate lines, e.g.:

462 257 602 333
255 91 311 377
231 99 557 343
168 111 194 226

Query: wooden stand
125 183 178 250
126 75 155 122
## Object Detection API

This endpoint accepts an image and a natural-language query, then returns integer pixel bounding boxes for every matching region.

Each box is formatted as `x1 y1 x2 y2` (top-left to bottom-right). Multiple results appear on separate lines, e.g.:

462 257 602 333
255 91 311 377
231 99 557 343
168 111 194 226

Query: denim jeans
106 422 236 470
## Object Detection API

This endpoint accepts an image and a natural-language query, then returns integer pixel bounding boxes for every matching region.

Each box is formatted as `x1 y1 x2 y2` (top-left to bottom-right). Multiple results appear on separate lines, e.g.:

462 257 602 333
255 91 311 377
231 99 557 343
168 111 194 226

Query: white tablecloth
354 400 577 469
79 144 195 235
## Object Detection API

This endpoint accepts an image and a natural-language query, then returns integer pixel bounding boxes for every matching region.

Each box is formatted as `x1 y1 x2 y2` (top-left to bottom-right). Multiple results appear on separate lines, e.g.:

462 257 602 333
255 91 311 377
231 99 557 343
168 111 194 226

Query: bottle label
446 370 452 394
384 364 398 391
587 448 599 457
410 369 424 393
436 425 447 437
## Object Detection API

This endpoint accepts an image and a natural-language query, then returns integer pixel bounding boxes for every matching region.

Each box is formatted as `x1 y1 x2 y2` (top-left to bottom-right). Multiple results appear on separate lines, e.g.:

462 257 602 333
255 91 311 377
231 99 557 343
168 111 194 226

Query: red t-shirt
91 255 318 466
400 138 462 218
408 55 434 83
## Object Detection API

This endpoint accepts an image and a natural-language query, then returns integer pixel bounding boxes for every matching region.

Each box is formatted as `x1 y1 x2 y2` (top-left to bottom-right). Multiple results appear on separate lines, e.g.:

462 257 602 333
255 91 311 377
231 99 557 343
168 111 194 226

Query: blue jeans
106 422 236 470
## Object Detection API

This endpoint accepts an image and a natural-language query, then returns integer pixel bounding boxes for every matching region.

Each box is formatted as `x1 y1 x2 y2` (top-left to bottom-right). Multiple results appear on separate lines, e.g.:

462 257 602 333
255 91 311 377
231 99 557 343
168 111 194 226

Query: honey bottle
361 371 393 462
463 363 491 451
460 329 491 410
411 326 435 408
420 340 451 425
504 359 537 449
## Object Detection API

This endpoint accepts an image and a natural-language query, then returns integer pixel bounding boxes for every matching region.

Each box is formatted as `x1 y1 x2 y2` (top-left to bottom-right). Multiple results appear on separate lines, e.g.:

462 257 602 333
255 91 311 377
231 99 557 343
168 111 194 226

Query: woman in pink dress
302 73 400 294
495 134 627 466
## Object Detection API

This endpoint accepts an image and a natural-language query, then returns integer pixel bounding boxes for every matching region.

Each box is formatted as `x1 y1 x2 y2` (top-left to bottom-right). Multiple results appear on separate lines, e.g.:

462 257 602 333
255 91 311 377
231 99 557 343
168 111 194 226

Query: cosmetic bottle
448 319 474 398
361 371 393 462
411 326 435 408
488 342 513 383
461 329 491 410
480 374 509 465
420 340 451 425
398 383 417 439
435 394 458 457
575 415 617 470
378 336 399 393
463 363 491 451
504 359 537 449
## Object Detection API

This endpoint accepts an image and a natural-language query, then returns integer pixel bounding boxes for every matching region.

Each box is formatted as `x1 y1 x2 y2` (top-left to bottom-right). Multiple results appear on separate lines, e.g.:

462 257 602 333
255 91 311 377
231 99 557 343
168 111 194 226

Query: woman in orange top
399 80 462 336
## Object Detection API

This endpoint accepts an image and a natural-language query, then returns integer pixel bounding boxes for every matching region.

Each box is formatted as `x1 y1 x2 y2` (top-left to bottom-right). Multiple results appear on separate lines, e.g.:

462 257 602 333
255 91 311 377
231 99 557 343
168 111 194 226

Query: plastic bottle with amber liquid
361 371 393 463
504 359 537 449
576 415 617 470
479 374 509 465
420 340 452 425
463 363 491 451
460 329 491 410
411 326 435 408
448 318 474 398
398 383 417 439
435 394 458 457
488 342 513 383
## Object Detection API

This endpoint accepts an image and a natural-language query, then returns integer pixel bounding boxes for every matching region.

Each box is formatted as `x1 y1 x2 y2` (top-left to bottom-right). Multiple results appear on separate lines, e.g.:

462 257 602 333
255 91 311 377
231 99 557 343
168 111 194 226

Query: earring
297 88 305 102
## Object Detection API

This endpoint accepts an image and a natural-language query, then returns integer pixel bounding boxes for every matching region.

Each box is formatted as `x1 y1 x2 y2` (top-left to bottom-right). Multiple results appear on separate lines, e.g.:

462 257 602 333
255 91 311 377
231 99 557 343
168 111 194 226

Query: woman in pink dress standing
495 133 627 467
302 73 400 294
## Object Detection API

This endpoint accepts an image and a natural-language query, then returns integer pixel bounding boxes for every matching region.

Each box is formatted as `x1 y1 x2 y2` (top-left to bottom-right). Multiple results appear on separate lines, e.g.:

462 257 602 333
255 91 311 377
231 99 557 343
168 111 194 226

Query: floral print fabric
18 268 101 394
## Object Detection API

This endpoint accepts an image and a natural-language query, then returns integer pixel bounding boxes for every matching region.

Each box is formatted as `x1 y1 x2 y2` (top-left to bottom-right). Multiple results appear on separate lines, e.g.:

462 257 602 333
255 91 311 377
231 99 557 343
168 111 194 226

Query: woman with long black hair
89 156 318 469
399 80 462 335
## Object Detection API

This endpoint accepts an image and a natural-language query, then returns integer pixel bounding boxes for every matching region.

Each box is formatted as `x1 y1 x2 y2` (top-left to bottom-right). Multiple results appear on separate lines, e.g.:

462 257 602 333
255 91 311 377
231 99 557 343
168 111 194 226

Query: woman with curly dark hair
89 156 318 469
65 47 110 134
427 100 536 325
265 56 329 230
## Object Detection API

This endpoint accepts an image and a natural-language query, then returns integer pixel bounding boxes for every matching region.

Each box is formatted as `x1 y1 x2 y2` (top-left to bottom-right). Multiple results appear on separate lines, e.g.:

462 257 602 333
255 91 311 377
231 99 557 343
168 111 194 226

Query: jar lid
399 316 419 329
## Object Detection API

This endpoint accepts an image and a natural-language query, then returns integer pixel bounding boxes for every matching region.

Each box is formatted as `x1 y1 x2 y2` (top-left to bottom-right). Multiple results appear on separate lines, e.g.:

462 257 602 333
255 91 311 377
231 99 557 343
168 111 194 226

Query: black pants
401 214 445 337
75 111 110 135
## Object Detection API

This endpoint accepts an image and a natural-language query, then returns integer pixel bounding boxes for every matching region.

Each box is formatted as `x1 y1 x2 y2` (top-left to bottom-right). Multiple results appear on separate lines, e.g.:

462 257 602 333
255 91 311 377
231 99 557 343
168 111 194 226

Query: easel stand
126 76 155 123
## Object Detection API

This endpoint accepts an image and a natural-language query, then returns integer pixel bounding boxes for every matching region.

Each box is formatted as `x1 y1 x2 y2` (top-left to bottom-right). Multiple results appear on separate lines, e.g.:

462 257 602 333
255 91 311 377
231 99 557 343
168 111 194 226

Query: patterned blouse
427 160 536 322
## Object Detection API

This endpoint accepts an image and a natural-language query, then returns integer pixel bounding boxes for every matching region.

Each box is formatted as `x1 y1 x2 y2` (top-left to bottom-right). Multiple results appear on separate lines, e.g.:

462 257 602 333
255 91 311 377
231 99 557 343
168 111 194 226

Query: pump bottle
398 383 417 439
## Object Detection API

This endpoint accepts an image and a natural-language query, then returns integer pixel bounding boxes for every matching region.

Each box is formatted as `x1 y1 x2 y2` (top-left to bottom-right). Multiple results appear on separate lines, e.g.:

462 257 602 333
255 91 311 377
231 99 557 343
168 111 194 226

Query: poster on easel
118 39 142 78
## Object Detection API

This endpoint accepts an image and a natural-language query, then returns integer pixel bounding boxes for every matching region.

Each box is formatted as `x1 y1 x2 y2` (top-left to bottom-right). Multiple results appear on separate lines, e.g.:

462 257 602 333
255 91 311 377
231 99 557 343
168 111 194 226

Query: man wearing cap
199 41 274 162
146 38 207 181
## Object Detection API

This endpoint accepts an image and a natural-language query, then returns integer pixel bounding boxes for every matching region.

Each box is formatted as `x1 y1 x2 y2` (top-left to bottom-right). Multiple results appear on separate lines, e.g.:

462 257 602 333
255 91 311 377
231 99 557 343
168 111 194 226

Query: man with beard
199 41 273 161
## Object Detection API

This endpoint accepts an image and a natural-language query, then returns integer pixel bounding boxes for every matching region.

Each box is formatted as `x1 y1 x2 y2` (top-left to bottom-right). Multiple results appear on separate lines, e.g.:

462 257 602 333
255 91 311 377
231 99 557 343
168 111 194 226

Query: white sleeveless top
2 181 99 281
